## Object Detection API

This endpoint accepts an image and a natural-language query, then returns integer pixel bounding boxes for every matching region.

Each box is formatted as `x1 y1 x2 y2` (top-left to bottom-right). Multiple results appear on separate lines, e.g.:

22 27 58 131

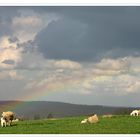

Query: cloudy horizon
0 6 140 107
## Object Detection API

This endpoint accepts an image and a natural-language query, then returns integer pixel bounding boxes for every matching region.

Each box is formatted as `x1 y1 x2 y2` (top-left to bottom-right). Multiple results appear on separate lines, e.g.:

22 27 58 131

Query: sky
0 6 140 107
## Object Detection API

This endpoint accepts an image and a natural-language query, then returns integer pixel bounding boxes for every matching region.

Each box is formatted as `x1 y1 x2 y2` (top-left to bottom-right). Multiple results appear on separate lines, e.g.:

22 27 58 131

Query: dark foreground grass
0 115 140 134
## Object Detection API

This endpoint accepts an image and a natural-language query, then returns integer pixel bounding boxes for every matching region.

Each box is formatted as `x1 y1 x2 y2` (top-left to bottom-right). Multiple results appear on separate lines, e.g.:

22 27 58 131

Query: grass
0 115 140 134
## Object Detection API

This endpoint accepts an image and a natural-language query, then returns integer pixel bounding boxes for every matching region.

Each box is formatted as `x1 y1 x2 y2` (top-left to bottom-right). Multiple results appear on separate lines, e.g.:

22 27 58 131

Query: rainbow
1 73 90 112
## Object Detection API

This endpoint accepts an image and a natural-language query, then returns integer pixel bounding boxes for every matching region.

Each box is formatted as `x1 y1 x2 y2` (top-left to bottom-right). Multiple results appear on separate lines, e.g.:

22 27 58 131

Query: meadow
0 115 140 134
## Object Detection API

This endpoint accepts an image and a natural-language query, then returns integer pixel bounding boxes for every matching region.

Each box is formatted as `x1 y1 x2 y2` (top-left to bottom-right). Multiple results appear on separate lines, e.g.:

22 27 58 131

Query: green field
0 115 140 134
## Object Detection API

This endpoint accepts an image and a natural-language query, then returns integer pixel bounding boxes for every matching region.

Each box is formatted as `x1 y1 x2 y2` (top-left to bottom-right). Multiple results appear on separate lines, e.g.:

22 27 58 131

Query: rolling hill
0 101 137 119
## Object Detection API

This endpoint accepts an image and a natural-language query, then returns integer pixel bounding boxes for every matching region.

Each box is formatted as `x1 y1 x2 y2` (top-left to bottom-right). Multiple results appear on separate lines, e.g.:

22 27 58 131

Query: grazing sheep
81 119 88 124
2 111 14 126
87 114 99 123
81 114 99 124
130 110 139 116
1 117 7 127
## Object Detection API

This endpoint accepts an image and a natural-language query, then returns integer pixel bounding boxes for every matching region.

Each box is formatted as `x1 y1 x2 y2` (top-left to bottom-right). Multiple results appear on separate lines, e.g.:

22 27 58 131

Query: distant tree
34 114 40 120
114 108 132 115
47 113 54 119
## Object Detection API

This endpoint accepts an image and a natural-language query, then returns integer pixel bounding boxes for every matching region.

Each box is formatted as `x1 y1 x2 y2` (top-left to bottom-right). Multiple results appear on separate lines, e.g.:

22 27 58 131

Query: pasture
0 115 140 134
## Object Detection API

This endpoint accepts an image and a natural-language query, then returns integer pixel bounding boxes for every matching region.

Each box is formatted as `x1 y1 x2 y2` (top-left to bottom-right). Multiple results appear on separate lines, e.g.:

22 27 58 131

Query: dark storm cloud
33 7 140 62
35 18 91 61
0 6 140 62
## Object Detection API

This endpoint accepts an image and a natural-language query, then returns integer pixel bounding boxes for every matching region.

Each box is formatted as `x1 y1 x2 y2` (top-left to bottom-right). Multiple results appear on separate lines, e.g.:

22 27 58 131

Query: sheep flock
0 109 139 127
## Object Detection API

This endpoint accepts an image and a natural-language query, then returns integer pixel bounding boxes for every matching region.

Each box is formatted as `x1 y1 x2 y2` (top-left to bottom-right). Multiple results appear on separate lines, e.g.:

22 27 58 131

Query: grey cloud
35 18 91 61
8 36 19 43
0 7 20 37
1 6 140 62
34 7 140 62
2 59 15 65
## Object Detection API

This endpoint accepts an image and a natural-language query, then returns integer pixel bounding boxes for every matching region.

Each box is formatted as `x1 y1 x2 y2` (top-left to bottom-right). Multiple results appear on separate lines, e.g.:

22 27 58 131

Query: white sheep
81 119 88 124
81 114 99 124
87 114 99 123
1 117 7 127
12 119 19 123
130 110 139 116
